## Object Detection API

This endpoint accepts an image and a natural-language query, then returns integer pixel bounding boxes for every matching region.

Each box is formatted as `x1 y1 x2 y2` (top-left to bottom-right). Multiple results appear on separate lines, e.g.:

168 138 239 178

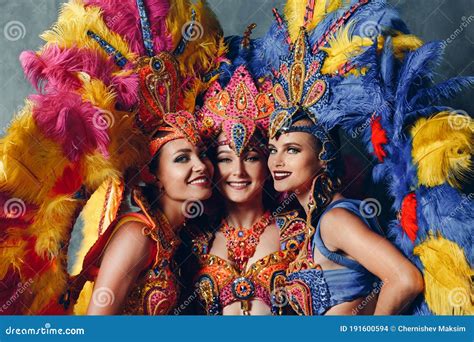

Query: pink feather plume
20 46 139 109
31 92 110 162
84 0 173 55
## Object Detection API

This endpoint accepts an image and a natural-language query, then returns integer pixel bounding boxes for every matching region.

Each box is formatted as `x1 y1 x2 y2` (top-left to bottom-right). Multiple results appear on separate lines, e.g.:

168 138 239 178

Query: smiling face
268 125 325 194
155 138 214 202
214 131 269 205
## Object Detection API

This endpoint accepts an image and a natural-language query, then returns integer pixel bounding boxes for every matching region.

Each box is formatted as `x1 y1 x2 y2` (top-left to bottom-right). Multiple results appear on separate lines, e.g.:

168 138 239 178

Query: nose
192 156 206 173
271 153 285 168
232 159 247 177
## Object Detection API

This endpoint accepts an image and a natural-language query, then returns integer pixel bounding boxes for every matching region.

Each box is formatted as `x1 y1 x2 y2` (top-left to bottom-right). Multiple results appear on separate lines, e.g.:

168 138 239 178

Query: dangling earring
308 167 340 220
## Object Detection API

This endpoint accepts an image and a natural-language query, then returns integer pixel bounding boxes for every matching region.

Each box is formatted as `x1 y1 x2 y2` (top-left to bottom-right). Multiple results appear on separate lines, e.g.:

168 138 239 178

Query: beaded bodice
191 210 306 315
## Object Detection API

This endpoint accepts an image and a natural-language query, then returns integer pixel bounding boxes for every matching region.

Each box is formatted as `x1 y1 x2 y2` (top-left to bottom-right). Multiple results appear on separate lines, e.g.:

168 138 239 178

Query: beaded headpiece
88 0 217 159
197 65 274 156
270 27 329 137
134 51 202 157
269 27 338 164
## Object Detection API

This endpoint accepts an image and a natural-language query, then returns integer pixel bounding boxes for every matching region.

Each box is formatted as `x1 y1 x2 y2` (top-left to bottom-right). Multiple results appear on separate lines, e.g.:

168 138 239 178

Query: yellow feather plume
28 195 81 258
167 0 224 76
378 33 423 59
320 22 373 75
284 0 344 43
0 238 27 280
0 102 68 205
411 112 473 188
414 234 473 315
81 153 120 191
27 256 68 314
78 74 116 112
41 0 135 62
78 74 148 186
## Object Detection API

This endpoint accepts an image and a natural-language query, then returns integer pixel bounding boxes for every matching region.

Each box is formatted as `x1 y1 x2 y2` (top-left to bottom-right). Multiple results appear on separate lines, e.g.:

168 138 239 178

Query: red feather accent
371 115 388 162
50 164 83 196
400 192 418 243
22 238 54 279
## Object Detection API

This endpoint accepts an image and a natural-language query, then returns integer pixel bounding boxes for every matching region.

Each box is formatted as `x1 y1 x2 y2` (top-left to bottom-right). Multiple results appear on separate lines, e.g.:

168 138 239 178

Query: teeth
190 178 207 185
275 172 291 177
228 182 250 187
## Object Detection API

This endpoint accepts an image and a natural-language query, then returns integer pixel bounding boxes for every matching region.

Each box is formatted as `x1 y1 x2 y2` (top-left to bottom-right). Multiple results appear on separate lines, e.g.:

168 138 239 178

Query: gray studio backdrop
0 0 473 131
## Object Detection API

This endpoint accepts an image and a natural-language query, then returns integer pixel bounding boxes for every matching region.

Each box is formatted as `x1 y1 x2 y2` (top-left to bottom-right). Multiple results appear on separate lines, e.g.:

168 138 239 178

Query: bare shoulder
319 207 364 230
111 220 151 244
103 220 154 266
319 206 371 251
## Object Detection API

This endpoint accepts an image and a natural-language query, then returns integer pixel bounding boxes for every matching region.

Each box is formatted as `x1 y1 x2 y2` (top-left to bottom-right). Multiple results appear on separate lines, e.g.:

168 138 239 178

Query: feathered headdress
255 0 399 178
363 39 474 315
257 0 473 316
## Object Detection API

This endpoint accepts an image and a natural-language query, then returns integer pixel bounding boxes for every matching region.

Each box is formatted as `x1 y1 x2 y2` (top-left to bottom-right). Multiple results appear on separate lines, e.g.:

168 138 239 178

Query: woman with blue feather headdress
254 0 473 316
251 0 440 315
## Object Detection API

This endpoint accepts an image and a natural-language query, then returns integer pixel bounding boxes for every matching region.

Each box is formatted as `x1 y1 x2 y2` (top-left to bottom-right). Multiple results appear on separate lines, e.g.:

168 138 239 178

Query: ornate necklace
220 211 273 272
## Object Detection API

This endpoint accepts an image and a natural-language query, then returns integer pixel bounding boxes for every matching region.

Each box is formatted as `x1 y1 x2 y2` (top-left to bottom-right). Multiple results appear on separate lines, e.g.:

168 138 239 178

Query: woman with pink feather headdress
0 0 226 315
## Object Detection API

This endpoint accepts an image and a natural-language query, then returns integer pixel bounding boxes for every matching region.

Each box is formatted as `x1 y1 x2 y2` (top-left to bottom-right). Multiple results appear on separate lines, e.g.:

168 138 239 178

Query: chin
222 186 259 204
223 192 250 204
273 180 293 193
187 188 212 201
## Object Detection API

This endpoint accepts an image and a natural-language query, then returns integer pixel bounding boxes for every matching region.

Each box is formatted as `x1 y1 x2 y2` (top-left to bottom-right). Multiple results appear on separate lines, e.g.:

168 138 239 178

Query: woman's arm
320 208 424 315
87 221 153 315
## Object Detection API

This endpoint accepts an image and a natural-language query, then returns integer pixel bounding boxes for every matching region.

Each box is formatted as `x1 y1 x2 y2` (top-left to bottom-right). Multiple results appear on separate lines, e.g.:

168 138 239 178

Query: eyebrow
273 142 303 148
173 148 192 155
217 149 232 156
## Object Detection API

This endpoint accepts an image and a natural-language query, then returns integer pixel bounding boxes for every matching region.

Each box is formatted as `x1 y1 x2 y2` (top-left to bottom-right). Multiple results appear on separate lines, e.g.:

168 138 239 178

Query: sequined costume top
191 210 306 315
70 191 181 315
285 199 384 315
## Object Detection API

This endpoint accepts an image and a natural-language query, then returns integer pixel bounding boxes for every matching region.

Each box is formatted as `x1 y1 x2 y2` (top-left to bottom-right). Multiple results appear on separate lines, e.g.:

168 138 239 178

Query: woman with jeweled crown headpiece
184 26 307 315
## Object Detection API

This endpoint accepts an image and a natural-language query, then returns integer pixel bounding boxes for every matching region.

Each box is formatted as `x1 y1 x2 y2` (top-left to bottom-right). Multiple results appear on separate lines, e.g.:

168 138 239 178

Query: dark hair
325 127 345 181
138 150 162 210
290 118 345 181
309 128 344 221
